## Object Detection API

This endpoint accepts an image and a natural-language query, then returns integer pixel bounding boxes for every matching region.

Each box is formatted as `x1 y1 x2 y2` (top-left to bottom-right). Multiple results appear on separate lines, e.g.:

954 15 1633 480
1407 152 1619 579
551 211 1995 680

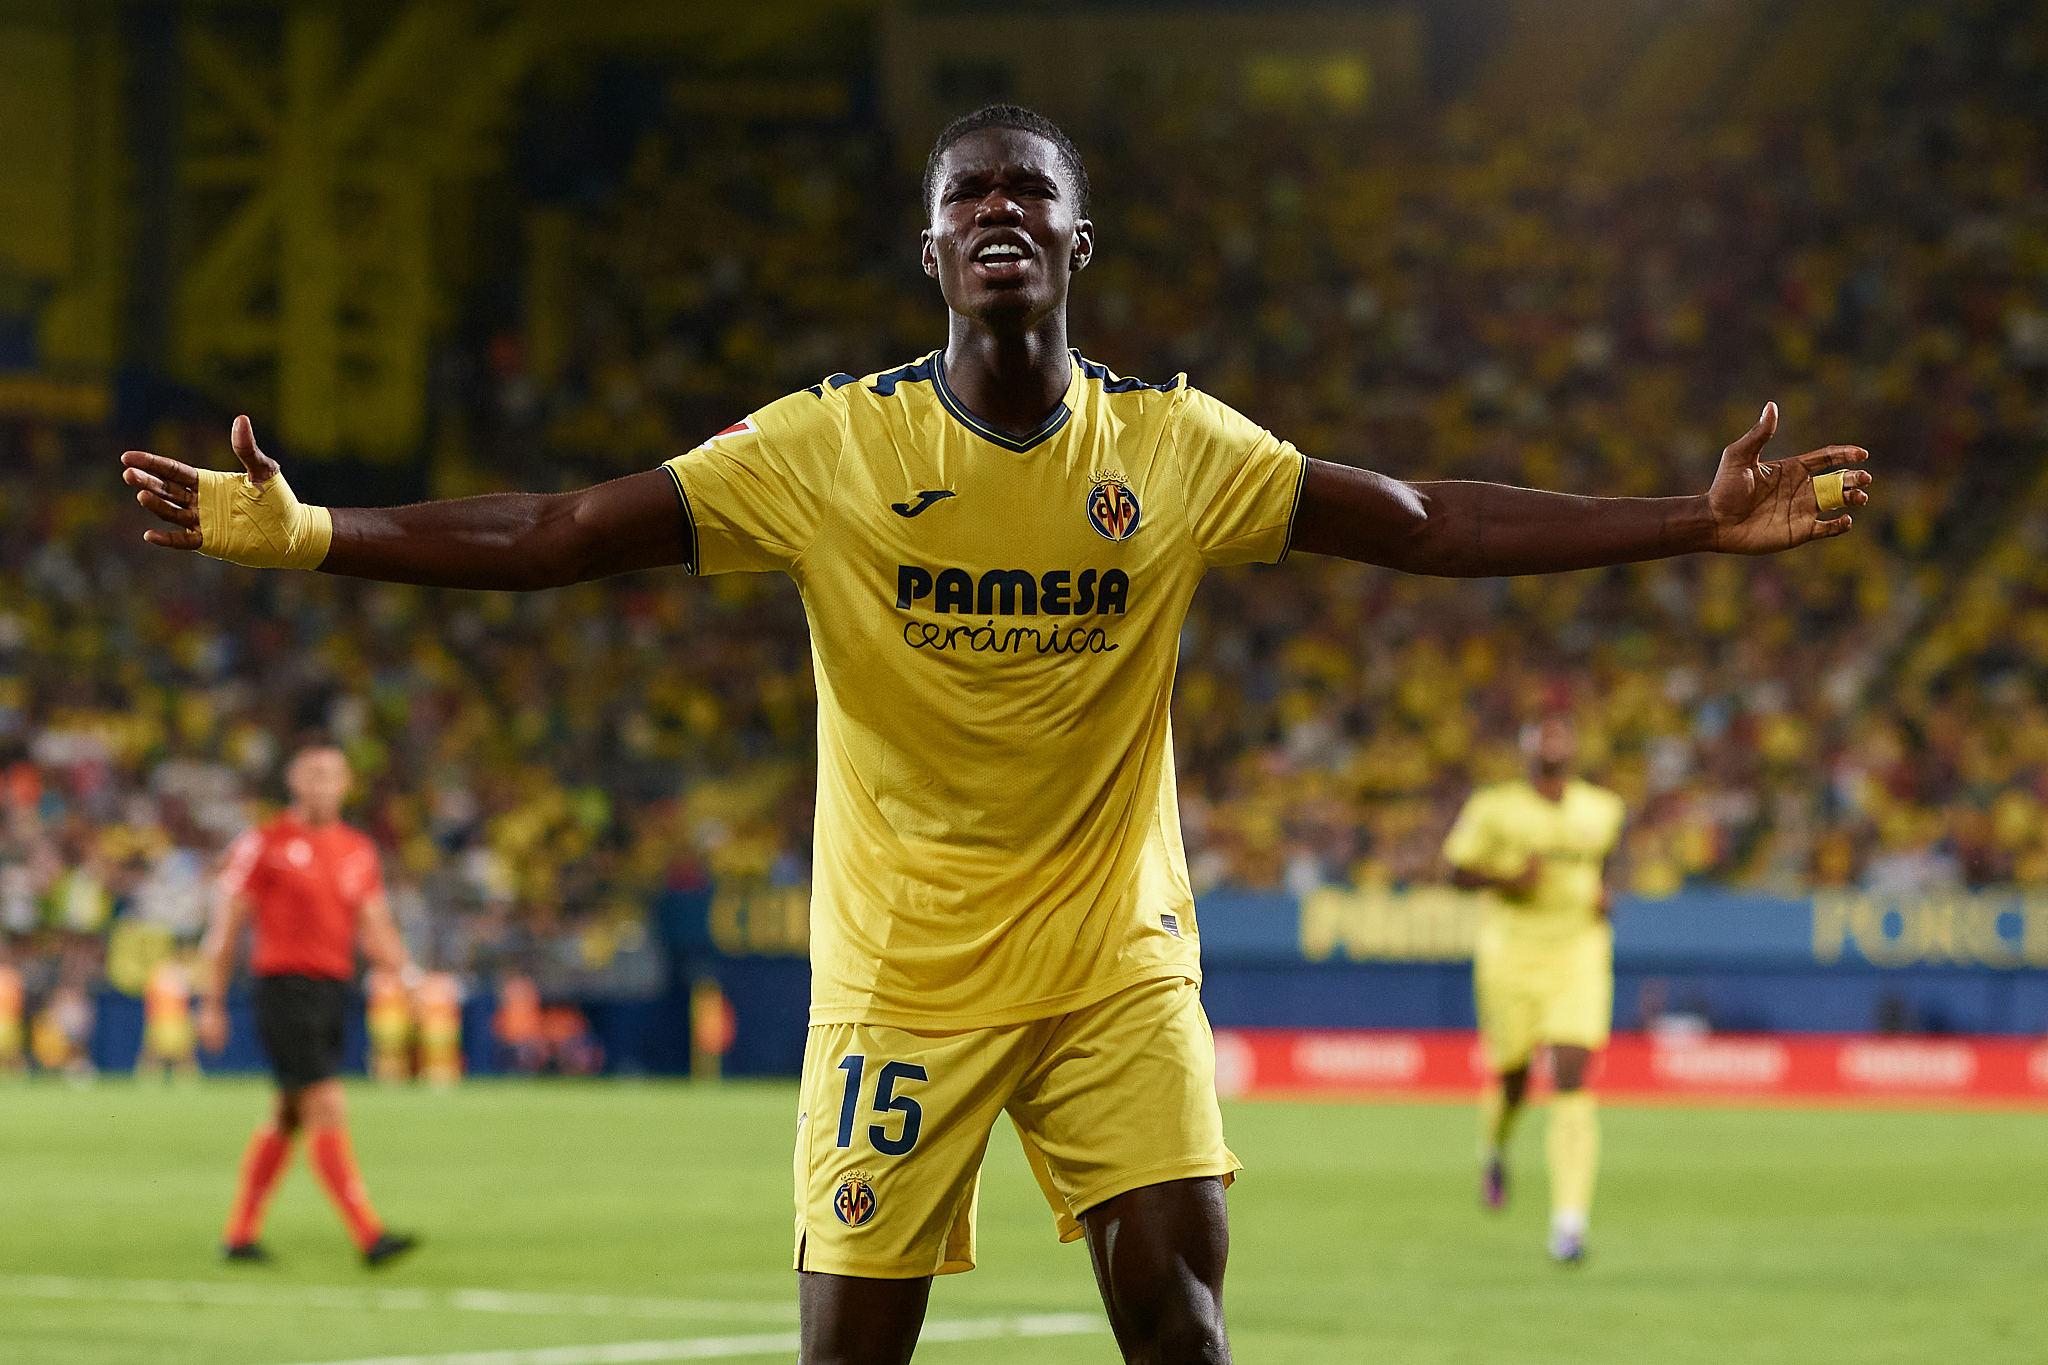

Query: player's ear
1070 218 1095 274
919 228 938 280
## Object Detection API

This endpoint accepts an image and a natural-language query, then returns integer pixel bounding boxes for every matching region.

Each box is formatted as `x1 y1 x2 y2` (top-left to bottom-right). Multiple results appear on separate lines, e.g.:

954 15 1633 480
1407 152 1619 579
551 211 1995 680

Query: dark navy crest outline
1087 479 1142 542
833 1174 878 1227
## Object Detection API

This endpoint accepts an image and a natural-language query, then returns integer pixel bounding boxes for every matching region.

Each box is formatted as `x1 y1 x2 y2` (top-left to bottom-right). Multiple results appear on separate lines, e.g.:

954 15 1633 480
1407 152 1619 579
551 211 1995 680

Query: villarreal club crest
833 1172 878 1227
1087 472 1141 542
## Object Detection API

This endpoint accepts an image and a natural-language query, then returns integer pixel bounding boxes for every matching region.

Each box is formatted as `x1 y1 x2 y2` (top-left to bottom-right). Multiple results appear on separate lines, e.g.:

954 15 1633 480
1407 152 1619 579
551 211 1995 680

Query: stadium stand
2 0 2045 1066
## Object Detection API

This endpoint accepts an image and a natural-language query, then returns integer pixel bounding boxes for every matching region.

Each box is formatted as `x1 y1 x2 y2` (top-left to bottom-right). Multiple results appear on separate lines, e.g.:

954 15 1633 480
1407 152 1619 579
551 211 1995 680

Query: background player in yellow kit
0 957 23 1077
137 957 201 1083
121 104 1870 1363
415 972 464 1089
365 968 414 1085
1445 716 1623 1264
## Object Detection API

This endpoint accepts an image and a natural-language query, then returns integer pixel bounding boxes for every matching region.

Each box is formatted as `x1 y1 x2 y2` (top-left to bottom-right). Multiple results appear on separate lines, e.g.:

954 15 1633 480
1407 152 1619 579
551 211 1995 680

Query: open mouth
971 241 1032 279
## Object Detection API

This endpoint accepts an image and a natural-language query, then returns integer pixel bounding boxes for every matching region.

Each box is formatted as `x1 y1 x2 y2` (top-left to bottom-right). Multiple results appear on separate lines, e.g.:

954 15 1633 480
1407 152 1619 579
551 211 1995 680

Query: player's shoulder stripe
1071 351 1183 394
865 352 941 396
802 373 859 398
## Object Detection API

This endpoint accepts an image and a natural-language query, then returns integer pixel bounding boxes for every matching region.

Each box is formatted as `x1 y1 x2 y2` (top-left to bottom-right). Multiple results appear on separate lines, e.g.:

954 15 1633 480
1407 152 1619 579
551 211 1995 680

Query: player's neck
1530 773 1568 802
290 804 340 828
941 313 1071 440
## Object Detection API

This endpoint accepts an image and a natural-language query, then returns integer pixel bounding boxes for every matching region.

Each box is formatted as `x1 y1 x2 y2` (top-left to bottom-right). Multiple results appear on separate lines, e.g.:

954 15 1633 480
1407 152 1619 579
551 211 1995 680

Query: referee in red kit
201 743 418 1267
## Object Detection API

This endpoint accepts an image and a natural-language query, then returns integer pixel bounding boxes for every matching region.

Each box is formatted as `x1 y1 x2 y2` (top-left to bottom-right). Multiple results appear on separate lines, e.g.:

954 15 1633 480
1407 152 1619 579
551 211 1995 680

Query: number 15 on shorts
836 1055 927 1156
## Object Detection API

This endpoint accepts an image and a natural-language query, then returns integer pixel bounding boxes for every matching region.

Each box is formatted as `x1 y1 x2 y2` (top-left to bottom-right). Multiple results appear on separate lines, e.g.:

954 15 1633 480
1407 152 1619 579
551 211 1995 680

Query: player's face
287 748 353 822
921 129 1094 328
1533 719 1578 774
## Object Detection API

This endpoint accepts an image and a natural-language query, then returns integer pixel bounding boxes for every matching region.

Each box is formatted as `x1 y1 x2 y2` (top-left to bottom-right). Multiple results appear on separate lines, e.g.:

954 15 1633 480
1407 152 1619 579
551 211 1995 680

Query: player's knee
1113 1293 1229 1365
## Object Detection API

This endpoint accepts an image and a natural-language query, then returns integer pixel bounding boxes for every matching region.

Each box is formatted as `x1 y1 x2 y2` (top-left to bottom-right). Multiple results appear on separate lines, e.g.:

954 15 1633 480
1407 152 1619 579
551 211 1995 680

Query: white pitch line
0 1275 797 1322
260 1315 1105 1365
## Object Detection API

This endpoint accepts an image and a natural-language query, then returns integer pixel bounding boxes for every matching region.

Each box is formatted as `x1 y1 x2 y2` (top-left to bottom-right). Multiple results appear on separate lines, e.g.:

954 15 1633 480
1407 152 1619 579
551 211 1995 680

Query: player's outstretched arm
1293 403 1870 575
120 416 687 590
1451 856 1541 901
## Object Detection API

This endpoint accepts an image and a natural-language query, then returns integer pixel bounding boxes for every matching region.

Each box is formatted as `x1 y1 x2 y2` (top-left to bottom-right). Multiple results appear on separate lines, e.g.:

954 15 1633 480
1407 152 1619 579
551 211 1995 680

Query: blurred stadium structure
2 0 2046 1079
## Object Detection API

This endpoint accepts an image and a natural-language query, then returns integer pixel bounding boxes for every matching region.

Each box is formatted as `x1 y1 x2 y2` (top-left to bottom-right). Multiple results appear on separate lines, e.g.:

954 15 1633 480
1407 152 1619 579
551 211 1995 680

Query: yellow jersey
1441 779 1625 950
663 350 1305 1028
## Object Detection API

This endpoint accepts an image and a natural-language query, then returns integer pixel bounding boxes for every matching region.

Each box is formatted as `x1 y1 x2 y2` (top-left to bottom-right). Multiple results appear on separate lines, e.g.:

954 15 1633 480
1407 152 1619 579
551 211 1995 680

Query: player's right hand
120 417 330 568
198 999 231 1054
121 415 278 551
1502 856 1543 901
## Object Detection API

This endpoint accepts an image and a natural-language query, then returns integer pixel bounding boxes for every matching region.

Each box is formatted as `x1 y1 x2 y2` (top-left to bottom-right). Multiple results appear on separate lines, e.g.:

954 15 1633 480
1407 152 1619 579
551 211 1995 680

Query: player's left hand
198 999 230 1054
1707 403 1871 554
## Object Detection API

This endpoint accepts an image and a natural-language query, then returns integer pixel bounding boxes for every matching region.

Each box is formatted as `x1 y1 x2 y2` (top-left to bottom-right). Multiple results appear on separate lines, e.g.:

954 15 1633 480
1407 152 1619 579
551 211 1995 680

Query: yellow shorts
145 1019 195 1059
793 975 1238 1279
1474 924 1613 1072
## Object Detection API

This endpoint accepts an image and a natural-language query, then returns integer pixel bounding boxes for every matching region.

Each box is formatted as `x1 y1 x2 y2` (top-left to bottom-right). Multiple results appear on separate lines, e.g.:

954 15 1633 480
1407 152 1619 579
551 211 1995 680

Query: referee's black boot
221 1241 273 1264
363 1231 419 1269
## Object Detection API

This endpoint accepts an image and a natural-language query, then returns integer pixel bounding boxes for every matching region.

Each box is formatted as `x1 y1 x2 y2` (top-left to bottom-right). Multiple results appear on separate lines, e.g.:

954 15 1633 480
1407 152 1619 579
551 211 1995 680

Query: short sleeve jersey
219 814 384 980
1441 780 1626 950
663 351 1306 1028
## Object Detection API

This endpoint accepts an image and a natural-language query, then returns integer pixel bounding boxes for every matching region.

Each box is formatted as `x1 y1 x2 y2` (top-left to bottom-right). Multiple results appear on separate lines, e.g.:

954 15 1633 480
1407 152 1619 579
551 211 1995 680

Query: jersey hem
805 962 1202 1031
1056 1157 1241 1243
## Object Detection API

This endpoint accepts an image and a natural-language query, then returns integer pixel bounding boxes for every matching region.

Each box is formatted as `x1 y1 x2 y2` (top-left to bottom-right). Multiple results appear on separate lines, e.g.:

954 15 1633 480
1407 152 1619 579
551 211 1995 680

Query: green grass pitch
1 1079 2040 1364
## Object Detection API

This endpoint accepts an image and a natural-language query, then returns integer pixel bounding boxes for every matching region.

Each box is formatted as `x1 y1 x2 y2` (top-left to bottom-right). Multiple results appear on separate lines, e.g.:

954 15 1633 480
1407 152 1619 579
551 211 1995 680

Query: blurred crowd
0 425 809 1065
5 3 2048 1048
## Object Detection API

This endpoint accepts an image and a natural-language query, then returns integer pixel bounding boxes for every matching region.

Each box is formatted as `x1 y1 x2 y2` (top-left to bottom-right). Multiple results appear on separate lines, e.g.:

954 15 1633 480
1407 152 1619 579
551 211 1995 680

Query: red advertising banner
1212 1029 2048 1107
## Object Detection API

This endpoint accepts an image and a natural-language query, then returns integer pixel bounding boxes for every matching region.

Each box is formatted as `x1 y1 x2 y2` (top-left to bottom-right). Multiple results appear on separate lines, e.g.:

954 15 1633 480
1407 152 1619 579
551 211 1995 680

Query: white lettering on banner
1649 1039 1790 1088
1838 1040 1977 1090
1291 1034 1425 1085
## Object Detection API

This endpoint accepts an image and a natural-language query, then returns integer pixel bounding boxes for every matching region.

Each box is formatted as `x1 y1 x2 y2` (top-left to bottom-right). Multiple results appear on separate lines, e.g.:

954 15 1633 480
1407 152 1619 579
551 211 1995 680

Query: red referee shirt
218 814 385 981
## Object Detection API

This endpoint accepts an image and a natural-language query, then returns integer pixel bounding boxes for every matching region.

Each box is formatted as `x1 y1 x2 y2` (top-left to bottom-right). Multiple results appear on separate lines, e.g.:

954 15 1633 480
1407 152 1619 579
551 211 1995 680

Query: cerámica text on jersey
895 566 1130 615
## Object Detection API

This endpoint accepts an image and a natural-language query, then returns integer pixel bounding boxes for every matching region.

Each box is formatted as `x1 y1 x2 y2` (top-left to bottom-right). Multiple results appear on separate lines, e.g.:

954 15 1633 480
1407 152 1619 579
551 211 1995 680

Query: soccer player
0 957 22 1078
122 105 1869 1362
136 957 201 1083
201 745 419 1268
1444 716 1621 1264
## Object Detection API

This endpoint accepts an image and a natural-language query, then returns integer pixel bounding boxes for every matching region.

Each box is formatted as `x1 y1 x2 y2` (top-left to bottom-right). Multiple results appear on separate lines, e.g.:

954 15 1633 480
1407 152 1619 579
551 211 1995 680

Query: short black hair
922 104 1090 222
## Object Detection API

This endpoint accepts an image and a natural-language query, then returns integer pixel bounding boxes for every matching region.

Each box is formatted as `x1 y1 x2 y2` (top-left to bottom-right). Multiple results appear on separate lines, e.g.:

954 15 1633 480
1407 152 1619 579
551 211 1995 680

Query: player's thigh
793 1019 1028 1279
1008 976 1239 1241
1539 928 1614 1055
1474 956 1542 1073
798 1271 931 1365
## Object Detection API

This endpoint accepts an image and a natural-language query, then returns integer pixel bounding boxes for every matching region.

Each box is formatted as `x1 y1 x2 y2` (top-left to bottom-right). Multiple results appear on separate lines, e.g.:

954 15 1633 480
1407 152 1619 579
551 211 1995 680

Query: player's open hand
120 415 280 551
1707 403 1871 555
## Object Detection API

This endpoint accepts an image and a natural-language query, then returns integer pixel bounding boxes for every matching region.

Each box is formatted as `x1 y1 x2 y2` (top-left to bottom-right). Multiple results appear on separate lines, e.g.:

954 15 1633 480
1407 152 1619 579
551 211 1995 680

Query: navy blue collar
932 354 1074 453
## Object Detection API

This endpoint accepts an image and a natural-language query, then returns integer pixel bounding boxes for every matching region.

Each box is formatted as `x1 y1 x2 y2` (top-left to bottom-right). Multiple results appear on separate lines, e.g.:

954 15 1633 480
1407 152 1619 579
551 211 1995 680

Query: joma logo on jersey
895 566 1129 615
